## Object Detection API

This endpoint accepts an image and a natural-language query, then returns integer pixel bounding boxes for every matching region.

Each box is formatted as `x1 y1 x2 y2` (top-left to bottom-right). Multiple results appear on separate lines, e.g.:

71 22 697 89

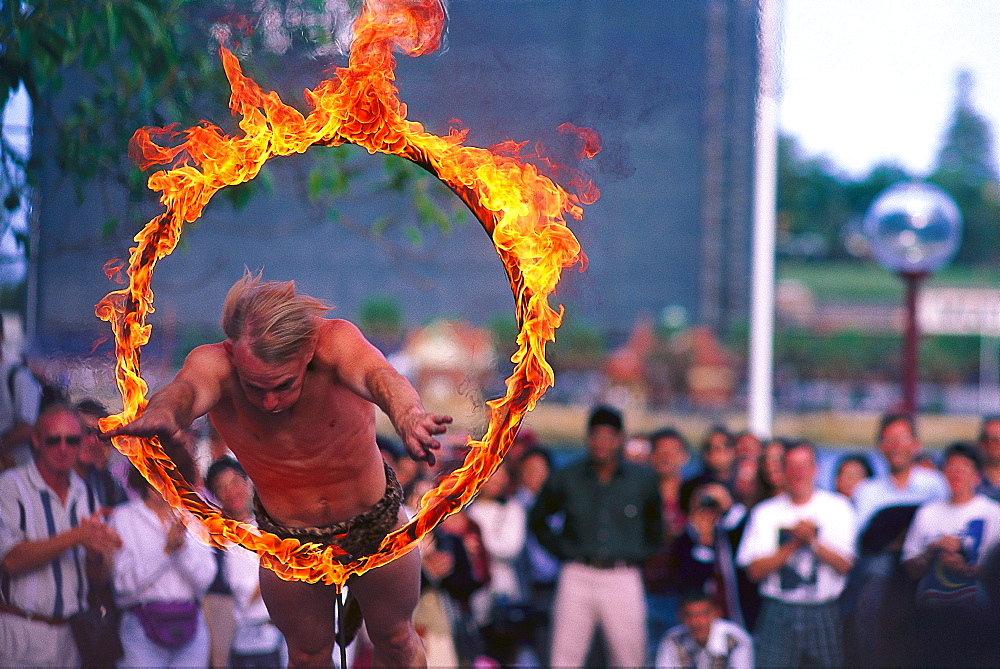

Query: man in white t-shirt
853 413 948 530
901 442 1000 665
736 441 856 667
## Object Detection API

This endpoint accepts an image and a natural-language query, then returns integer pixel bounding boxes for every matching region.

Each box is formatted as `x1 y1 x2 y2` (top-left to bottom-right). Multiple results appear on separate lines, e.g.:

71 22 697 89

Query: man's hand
938 549 972 574
102 409 186 448
930 535 973 574
930 535 963 554
790 520 819 547
164 518 187 555
77 513 122 556
394 409 452 466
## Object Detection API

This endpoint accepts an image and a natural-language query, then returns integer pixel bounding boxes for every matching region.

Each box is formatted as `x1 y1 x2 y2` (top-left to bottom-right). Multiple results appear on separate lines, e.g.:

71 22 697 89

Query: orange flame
95 0 597 586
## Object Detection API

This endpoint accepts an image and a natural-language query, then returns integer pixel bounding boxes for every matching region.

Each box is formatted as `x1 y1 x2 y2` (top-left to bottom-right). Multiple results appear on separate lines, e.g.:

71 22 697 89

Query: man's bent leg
348 541 425 668
260 567 338 667
346 509 425 667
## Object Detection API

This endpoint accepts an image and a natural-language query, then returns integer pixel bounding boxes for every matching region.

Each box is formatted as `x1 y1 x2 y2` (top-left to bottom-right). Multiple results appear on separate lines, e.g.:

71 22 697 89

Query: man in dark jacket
529 405 662 667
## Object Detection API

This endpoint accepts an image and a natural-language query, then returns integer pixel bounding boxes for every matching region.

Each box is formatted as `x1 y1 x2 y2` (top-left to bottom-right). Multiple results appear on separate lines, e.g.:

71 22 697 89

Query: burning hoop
95 0 597 586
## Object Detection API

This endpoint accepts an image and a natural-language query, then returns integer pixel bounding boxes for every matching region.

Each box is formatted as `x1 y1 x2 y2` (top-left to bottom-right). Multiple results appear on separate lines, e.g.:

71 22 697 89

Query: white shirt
655 617 754 669
225 544 283 654
466 497 527 626
736 490 856 603
0 461 91 618
0 360 41 466
853 466 948 530
109 499 215 608
901 494 1000 606
466 497 527 601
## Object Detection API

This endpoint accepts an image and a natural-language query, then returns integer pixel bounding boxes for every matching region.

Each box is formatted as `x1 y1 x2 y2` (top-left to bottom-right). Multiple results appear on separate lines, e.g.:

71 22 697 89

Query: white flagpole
748 0 780 438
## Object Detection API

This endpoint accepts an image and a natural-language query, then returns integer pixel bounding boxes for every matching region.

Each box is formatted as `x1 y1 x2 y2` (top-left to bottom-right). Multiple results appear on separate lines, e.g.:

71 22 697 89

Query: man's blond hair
221 271 330 363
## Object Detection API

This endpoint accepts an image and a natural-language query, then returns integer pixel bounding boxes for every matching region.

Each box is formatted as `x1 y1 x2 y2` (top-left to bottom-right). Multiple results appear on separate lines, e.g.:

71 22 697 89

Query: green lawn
777 260 1000 303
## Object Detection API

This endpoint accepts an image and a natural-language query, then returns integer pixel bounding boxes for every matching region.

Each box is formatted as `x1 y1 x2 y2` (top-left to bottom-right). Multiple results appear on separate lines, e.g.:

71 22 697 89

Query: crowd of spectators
2 338 1000 668
365 407 1000 668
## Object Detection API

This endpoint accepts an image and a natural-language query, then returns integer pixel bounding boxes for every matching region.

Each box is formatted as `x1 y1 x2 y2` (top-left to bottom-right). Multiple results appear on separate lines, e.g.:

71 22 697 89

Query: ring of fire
96 1 597 586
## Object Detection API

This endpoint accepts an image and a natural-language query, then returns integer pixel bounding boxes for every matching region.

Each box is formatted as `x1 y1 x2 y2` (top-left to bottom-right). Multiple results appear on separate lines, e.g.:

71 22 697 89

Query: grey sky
779 0 1000 177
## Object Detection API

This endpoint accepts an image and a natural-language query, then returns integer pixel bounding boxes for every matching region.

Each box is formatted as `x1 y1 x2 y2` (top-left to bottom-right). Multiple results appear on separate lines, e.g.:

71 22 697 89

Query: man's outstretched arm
325 321 451 464
103 345 226 445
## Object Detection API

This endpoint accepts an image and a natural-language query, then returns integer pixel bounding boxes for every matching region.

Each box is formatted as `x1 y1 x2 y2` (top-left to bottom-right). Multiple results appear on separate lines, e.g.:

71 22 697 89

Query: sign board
919 288 1000 335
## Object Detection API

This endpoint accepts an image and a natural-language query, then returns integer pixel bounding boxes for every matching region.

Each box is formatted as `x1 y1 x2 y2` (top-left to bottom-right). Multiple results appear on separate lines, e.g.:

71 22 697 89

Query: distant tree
933 70 998 184
928 70 1000 264
0 0 461 300
359 293 404 351
842 162 913 214
777 134 929 261
775 134 851 259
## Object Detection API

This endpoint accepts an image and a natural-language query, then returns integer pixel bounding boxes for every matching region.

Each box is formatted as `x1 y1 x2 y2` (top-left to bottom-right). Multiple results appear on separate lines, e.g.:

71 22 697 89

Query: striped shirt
0 460 91 619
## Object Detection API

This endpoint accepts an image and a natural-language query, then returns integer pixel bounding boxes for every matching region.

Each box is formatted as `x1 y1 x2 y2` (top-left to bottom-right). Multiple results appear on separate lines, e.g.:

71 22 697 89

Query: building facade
29 0 760 360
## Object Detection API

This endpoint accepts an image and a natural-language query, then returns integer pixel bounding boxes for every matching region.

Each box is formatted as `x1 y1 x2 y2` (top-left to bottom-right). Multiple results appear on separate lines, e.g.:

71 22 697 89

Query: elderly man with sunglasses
0 404 122 667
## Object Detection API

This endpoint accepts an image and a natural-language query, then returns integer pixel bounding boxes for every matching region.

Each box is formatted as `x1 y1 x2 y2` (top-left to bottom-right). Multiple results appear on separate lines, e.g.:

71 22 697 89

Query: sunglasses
43 434 82 448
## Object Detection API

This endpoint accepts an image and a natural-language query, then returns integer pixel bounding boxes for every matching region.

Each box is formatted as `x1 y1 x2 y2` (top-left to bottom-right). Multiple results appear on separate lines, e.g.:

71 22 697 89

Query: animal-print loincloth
253 461 403 561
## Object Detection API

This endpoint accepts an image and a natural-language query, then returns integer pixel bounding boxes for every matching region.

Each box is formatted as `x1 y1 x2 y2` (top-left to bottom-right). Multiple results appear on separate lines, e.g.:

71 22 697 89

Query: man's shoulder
554 455 587 474
314 319 377 365
913 496 949 515
0 461 36 489
0 463 27 492
712 618 752 643
911 466 947 489
854 475 886 497
813 488 852 508
179 343 237 386
620 459 657 483
970 494 1000 516
748 492 788 517
317 318 365 344
184 342 232 371
811 489 855 523
663 622 693 643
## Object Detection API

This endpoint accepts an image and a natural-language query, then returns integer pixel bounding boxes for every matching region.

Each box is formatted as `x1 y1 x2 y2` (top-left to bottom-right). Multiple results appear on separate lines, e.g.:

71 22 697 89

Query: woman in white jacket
206 456 286 667
466 461 528 664
110 446 215 668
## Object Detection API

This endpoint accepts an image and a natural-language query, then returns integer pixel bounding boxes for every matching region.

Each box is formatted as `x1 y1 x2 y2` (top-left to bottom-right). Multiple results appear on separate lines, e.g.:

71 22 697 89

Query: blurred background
2 0 999 449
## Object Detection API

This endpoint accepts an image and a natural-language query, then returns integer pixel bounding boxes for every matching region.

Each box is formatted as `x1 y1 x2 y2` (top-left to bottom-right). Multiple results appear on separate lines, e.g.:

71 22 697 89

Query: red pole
901 271 926 417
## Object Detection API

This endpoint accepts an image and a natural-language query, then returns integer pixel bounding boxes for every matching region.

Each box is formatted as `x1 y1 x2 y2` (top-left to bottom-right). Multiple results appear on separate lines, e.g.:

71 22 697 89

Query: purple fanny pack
133 600 199 648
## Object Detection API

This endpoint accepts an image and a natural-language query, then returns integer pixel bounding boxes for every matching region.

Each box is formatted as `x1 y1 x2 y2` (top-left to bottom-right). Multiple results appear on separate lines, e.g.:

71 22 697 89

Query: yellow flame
96 0 596 586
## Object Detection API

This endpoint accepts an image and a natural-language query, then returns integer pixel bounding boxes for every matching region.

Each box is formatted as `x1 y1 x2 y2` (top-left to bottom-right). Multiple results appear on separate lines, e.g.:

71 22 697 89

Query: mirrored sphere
863 181 962 273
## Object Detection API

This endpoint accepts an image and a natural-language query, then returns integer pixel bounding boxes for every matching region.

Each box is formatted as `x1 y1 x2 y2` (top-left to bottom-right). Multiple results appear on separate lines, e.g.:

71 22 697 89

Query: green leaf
105 2 118 48
100 217 120 239
405 225 423 247
371 216 391 237
307 170 323 201
223 181 255 211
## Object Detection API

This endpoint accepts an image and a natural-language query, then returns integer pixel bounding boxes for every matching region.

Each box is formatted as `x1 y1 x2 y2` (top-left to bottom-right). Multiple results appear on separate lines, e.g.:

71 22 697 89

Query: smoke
208 0 360 59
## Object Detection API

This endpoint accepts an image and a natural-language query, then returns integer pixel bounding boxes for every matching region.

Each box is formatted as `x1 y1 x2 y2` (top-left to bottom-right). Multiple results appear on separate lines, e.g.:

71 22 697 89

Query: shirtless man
106 273 451 667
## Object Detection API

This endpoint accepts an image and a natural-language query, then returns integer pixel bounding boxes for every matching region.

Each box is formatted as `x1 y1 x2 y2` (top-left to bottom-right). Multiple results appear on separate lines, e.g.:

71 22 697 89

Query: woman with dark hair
205 456 287 668
679 427 737 514
756 438 789 503
835 453 874 500
109 445 215 667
